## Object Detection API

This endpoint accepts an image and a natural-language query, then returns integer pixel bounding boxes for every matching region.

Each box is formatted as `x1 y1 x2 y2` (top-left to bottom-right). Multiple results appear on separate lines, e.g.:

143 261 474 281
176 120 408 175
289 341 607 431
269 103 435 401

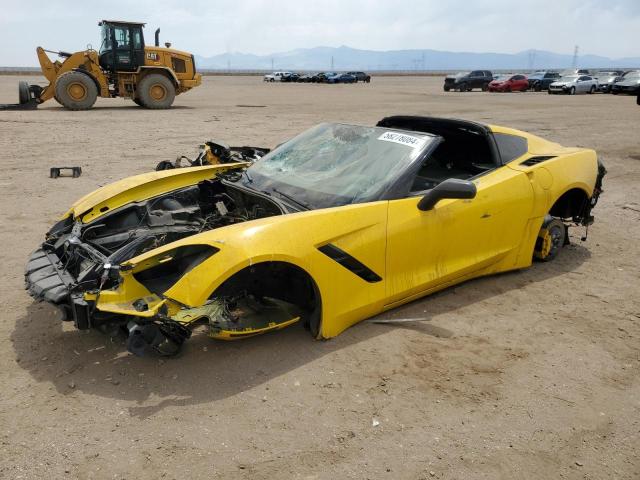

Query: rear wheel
444 86 450 92
18 81 30 104
534 217 566 262
138 73 176 109
54 71 98 110
481 83 488 91
459 83 467 92
534 82 542 92
133 97 143 107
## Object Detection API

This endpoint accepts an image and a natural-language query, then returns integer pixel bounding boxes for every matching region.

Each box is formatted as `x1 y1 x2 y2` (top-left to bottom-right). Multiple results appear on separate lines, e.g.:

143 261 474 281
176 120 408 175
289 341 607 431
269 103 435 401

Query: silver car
548 75 599 95
595 71 624 93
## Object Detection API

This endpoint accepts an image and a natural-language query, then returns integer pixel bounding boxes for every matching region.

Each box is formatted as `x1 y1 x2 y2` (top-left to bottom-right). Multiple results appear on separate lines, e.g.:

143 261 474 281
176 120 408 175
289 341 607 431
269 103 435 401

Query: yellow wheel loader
2 20 201 111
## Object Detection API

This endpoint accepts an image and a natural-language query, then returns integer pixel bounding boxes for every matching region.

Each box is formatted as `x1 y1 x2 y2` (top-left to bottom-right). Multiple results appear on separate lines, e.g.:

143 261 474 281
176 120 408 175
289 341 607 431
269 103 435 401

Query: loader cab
98 20 145 72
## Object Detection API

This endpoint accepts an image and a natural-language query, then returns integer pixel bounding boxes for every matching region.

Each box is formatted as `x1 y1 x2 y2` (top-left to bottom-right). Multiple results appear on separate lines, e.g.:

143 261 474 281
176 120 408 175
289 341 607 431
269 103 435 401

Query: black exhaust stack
155 28 160 47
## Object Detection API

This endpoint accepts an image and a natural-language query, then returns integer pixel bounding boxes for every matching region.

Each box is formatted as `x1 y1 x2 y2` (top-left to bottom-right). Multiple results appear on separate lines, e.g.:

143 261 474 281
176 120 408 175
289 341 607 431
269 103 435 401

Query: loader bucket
0 81 41 110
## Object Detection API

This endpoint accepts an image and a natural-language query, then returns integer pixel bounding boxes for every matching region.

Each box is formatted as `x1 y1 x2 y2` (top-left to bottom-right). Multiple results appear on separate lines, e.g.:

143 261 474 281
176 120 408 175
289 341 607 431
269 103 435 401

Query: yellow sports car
26 116 605 356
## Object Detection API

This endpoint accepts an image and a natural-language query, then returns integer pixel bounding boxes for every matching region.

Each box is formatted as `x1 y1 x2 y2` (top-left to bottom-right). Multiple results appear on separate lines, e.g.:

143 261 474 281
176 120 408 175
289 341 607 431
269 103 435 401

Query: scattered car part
26 117 605 356
50 167 82 178
155 141 270 170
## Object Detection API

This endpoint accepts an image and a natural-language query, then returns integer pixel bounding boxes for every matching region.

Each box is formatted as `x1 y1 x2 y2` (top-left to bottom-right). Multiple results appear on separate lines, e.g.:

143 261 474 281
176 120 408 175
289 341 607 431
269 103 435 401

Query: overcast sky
1 0 638 66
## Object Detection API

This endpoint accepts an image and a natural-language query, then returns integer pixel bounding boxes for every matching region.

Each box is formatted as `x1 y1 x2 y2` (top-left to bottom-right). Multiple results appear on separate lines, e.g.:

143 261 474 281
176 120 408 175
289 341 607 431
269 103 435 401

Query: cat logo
146 52 159 61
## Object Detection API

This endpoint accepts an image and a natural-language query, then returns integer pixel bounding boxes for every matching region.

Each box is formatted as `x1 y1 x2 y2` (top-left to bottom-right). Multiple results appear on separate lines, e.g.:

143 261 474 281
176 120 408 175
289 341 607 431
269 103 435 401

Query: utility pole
572 45 579 69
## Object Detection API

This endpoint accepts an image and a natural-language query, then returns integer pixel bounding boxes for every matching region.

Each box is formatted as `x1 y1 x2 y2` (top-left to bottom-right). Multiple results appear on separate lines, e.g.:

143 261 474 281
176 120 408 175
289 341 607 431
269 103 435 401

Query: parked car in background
560 69 591 76
263 71 293 82
549 75 598 95
314 72 336 83
443 70 493 91
611 70 640 95
297 73 316 83
527 71 560 91
347 71 371 83
488 74 529 92
327 73 356 84
281 73 300 83
594 70 624 92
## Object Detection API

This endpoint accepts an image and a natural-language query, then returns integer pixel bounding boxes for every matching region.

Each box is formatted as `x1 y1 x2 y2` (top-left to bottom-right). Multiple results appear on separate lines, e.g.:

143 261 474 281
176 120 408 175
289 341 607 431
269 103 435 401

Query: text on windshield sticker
378 131 426 149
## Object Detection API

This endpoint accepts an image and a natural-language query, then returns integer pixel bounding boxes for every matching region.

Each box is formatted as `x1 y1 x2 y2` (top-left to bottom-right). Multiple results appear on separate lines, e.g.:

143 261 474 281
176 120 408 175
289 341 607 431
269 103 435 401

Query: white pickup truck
263 71 292 82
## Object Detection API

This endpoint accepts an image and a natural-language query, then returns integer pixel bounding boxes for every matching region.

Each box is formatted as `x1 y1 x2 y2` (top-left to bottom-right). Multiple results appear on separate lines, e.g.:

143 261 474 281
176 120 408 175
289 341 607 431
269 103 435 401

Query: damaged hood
65 163 245 223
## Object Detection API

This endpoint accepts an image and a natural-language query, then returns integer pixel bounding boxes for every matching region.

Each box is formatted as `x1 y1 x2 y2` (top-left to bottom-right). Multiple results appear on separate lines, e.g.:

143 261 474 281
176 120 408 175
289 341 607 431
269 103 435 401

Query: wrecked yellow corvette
26 117 605 356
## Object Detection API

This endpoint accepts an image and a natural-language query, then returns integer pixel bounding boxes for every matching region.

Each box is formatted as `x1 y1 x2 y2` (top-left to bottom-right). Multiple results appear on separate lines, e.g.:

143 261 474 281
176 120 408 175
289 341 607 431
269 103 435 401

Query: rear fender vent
520 155 556 166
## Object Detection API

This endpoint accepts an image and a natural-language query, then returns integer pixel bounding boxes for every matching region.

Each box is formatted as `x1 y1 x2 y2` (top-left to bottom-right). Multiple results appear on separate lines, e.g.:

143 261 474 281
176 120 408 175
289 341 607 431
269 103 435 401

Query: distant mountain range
195 46 640 71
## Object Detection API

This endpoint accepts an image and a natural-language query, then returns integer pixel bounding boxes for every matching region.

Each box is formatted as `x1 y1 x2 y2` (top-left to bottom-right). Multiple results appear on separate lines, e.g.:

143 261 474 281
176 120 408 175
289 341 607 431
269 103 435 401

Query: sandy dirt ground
0 75 639 479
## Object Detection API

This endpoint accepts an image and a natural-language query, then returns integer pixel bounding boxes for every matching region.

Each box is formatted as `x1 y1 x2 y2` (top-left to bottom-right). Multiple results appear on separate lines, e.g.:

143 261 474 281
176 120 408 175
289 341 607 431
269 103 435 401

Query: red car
488 74 529 92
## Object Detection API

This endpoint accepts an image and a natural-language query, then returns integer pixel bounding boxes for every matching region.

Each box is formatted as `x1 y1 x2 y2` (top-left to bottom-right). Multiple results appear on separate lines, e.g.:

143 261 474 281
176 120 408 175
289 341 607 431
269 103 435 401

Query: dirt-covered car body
26 117 605 355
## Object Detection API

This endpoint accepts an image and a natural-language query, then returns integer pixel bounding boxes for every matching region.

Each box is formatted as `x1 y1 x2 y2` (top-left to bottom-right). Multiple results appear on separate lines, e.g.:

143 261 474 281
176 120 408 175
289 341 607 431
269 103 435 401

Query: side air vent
317 244 382 283
520 155 556 166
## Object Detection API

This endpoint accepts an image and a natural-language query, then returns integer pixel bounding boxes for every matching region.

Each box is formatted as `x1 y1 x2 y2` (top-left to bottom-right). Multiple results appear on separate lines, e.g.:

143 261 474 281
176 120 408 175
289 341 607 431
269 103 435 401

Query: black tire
569 86 576 95
548 89 552 94
18 81 30 104
589 85 596 94
534 82 542 92
534 217 566 262
137 73 176 109
459 83 467 92
481 83 488 92
54 71 98 110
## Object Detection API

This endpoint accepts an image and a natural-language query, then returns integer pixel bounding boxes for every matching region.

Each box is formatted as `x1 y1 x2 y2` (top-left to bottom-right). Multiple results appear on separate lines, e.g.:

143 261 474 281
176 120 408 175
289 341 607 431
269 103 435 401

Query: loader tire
55 71 98 110
133 97 143 107
138 74 175 109
18 81 30 104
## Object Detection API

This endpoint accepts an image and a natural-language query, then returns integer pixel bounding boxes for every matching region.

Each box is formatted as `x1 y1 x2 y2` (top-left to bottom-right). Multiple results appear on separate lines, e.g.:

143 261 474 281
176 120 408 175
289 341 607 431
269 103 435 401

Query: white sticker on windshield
378 131 426 149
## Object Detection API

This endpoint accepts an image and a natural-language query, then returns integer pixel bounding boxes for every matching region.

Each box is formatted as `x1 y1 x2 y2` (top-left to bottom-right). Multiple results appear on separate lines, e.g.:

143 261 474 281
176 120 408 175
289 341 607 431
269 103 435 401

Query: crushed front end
25 173 288 356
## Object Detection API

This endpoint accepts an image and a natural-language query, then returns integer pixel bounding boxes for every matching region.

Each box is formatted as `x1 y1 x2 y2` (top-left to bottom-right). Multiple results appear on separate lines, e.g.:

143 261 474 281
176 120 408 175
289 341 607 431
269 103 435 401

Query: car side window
494 133 528 163
470 71 480 77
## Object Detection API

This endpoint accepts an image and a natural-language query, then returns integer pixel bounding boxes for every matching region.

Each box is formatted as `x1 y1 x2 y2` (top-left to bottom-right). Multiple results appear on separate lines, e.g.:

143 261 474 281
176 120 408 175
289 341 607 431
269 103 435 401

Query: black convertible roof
377 116 491 137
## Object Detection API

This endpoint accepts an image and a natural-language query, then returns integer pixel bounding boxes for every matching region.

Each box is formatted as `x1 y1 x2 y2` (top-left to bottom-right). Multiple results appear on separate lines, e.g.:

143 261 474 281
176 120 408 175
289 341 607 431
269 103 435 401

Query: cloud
0 0 638 66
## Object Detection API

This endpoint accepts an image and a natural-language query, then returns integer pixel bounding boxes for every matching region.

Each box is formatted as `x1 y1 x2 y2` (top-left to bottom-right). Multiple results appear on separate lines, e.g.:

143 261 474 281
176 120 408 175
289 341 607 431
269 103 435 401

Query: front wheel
444 86 450 92
534 217 566 262
458 83 467 92
534 83 542 92
589 85 596 94
481 83 488 92
569 86 576 95
137 73 176 109
54 71 98 110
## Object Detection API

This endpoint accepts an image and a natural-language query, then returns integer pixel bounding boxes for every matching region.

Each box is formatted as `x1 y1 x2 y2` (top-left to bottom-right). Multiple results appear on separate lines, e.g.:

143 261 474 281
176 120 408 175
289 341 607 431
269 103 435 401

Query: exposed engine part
171 295 302 340
156 141 270 171
39 179 285 305
126 320 191 356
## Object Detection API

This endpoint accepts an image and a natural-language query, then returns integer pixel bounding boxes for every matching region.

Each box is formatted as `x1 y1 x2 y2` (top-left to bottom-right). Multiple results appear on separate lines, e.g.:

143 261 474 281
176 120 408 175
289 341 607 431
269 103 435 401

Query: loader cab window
113 27 130 48
99 23 144 72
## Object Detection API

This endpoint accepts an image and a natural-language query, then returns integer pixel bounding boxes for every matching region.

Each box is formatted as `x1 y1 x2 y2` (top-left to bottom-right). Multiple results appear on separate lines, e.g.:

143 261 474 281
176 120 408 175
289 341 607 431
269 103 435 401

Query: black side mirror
417 178 477 211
